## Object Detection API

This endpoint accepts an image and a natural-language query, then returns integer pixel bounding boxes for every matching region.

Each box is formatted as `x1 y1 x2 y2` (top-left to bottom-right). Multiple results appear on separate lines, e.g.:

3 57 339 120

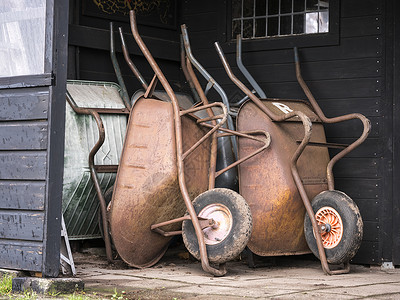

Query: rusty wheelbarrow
108 11 271 276
214 41 371 275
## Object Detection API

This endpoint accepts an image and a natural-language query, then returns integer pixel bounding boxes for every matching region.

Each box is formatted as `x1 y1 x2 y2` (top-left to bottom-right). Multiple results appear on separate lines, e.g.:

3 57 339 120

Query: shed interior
0 0 398 277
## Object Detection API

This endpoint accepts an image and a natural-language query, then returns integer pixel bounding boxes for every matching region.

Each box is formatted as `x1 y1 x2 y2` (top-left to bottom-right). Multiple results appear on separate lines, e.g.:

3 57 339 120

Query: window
0 0 46 77
232 0 329 40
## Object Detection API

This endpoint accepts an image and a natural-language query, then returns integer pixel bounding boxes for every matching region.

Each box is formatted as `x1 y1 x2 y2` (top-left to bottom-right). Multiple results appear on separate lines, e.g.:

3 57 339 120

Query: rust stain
237 100 329 256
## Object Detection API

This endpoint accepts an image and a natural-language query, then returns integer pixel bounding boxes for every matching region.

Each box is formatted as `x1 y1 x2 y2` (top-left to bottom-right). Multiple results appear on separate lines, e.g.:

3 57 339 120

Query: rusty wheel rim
198 203 233 245
315 206 343 249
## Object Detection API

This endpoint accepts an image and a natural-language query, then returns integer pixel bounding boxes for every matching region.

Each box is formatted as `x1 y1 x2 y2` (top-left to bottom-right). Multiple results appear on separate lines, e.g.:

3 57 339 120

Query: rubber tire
182 188 252 264
304 190 363 265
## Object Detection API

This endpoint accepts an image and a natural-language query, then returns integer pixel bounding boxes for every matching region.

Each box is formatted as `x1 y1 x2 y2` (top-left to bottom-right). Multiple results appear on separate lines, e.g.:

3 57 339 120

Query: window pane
255 0 266 16
319 10 329 32
306 0 318 11
268 0 279 15
243 0 254 17
232 0 242 18
232 19 241 39
267 17 278 36
0 0 46 77
243 19 253 38
255 18 266 37
280 15 291 35
322 0 329 8
281 0 292 14
293 14 305 34
305 12 318 33
294 0 305 12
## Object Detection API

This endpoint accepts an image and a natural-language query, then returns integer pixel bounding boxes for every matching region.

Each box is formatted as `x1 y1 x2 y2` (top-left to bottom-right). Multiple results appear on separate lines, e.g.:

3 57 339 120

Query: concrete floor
73 244 400 299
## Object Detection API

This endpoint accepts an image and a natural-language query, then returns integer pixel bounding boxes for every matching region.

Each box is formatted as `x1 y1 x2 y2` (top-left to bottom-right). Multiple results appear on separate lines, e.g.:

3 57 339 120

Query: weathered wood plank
332 157 379 178
0 74 52 90
0 151 47 180
355 199 380 222
0 88 49 121
223 78 381 103
208 58 382 83
0 241 42 272
0 122 48 150
0 211 44 241
362 221 380 242
352 241 379 264
182 12 218 33
198 35 382 66
328 138 383 158
68 24 180 62
317 98 381 118
341 0 382 18
183 0 217 15
0 181 45 210
335 179 382 200
341 15 382 38
324 117 379 138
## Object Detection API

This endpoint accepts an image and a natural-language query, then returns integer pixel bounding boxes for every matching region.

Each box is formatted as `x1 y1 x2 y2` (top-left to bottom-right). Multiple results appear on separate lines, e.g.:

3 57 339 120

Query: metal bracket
381 262 395 270
60 215 76 276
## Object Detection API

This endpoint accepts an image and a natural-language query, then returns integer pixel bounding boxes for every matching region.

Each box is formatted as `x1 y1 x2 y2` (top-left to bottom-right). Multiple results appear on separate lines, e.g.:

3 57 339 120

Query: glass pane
294 0 305 12
232 19 242 39
319 10 329 32
280 16 291 35
306 0 318 11
305 12 318 33
293 14 304 34
232 0 242 18
281 0 292 14
268 0 279 15
0 0 46 77
267 17 278 36
243 19 253 38
255 0 267 16
321 0 329 8
255 18 266 37
243 0 254 17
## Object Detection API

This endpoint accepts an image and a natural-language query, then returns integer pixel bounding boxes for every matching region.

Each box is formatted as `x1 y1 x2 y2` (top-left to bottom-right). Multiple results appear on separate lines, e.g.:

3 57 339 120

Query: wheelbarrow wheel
182 188 252 264
304 190 363 265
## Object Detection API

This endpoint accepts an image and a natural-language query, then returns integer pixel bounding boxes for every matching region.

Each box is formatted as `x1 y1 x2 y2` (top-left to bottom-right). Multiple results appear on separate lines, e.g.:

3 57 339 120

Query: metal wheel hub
315 206 343 249
198 203 233 245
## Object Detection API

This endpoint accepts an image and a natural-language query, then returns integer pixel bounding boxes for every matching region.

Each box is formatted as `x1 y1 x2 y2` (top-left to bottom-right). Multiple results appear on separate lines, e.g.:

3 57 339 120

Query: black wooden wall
181 0 390 265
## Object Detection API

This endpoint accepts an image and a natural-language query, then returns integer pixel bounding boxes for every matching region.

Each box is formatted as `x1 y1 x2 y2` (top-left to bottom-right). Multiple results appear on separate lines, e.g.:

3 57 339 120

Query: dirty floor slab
72 244 400 300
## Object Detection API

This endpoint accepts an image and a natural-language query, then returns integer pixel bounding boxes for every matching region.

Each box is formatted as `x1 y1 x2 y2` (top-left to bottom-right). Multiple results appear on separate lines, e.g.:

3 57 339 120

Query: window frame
220 0 339 52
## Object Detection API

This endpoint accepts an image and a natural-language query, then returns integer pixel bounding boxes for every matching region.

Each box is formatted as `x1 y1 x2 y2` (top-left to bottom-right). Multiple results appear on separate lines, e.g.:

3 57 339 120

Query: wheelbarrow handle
293 47 371 190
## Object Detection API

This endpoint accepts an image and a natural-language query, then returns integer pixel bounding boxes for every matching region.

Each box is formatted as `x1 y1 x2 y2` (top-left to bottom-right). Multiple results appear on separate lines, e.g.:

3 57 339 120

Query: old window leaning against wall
232 0 329 39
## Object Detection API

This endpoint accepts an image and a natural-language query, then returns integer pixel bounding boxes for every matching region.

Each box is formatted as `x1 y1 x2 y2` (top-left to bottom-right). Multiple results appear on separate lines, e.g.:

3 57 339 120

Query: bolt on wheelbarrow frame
214 42 371 275
111 10 271 277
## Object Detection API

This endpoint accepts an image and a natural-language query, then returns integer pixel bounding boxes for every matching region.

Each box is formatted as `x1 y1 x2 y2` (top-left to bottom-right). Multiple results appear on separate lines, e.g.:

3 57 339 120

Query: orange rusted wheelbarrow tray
237 99 330 256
